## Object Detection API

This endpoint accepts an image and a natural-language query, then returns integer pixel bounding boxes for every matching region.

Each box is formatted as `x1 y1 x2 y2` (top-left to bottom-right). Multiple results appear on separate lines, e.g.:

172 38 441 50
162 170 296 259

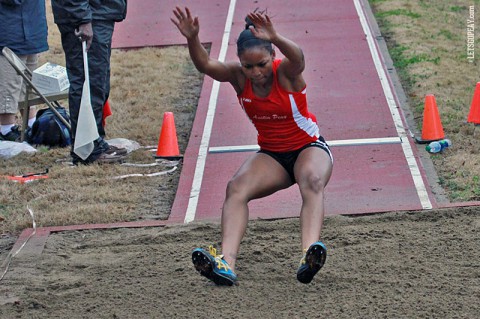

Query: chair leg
20 87 31 142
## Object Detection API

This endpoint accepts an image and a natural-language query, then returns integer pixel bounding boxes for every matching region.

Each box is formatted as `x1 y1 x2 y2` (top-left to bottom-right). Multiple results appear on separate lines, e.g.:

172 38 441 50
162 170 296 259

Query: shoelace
300 248 308 265
208 245 231 272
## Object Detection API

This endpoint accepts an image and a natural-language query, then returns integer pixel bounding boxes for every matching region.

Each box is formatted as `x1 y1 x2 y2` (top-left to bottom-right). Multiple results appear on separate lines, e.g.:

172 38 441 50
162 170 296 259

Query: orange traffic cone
154 112 182 160
418 94 445 143
467 82 480 124
102 100 112 127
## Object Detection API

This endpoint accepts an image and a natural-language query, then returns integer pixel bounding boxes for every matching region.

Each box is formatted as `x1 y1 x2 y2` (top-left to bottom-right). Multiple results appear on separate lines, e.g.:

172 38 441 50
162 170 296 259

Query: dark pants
57 20 114 159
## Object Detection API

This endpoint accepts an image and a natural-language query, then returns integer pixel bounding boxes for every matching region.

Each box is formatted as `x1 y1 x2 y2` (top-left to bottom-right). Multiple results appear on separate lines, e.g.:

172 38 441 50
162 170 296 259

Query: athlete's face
239 47 275 86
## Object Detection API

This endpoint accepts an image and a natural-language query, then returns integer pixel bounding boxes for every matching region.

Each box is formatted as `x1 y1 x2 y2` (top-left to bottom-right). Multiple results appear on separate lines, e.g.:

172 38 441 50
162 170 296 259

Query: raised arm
247 12 305 78
171 7 238 84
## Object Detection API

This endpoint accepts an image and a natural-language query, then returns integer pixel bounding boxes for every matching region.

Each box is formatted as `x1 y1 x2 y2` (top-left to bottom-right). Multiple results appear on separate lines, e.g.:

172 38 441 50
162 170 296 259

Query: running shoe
192 246 237 286
0 125 21 142
105 144 128 156
72 149 126 165
296 241 327 284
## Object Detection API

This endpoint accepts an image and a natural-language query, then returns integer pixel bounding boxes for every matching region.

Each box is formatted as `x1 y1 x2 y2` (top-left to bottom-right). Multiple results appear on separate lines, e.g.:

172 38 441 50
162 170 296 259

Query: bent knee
298 174 327 194
225 176 248 199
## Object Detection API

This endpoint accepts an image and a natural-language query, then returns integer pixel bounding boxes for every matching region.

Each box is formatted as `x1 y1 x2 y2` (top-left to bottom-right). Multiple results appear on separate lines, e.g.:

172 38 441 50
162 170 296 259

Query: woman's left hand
247 12 277 42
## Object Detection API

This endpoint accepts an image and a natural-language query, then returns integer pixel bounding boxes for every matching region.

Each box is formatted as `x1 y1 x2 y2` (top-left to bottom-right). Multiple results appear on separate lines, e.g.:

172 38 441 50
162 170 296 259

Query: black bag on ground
28 107 72 147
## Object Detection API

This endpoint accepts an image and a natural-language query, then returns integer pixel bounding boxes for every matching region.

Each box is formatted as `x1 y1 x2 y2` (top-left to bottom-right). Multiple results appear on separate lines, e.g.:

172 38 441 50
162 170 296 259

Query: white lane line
184 0 237 223
209 137 402 153
353 0 432 209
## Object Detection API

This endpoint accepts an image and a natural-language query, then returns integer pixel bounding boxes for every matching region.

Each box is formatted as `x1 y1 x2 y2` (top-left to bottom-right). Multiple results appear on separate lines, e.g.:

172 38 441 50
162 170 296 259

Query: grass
0 2 203 235
375 8 422 19
388 45 441 89
370 0 480 201
389 45 440 69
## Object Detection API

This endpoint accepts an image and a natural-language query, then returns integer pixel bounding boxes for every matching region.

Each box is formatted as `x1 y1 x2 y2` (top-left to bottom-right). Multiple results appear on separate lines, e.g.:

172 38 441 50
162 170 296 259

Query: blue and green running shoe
192 246 237 286
296 241 327 284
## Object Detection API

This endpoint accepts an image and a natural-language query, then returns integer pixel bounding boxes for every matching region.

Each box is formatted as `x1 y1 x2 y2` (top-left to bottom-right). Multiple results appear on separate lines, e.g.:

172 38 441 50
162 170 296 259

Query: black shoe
71 148 126 165
0 126 21 142
96 138 128 156
94 149 126 164
192 246 237 286
296 241 327 284
105 145 128 156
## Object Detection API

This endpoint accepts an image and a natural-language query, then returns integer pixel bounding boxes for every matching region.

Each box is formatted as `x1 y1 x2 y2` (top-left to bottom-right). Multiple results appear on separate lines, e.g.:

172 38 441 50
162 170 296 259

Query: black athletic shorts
258 137 333 183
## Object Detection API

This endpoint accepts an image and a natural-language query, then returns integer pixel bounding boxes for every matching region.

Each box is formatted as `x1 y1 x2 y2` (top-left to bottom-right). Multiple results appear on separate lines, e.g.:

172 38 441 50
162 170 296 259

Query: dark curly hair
236 15 273 56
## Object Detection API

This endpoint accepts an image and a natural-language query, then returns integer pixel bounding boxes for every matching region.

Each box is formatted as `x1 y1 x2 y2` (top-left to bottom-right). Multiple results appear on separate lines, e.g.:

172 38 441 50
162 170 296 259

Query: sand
0 206 478 318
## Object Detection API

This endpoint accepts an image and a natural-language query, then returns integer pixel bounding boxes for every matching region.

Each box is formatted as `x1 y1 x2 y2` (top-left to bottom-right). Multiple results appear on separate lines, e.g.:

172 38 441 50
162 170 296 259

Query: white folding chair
1 47 70 141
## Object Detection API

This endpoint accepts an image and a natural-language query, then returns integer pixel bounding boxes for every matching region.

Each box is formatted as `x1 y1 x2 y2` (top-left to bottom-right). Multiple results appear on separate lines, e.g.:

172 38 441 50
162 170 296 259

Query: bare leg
0 114 16 126
294 147 333 251
221 153 292 271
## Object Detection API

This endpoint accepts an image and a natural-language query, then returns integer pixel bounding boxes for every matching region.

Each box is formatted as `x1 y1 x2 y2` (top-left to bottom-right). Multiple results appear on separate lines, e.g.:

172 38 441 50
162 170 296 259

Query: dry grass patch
0 3 203 235
370 0 480 200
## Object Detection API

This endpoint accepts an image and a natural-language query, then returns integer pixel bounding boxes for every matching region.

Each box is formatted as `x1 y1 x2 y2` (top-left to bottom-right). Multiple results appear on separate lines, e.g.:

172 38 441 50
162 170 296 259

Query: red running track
113 0 438 223
12 0 480 264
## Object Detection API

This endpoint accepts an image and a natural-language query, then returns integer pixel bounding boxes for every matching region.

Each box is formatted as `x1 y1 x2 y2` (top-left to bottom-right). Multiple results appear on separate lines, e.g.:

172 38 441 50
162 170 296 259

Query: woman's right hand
171 6 199 40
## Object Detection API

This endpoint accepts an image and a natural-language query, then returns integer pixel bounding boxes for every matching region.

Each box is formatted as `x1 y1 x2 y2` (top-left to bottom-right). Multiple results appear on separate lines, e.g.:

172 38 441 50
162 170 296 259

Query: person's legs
293 146 333 283
89 20 114 138
0 114 15 127
22 54 39 126
57 23 85 148
0 112 18 141
0 55 22 140
192 152 292 285
0 56 21 123
221 152 293 271
294 147 333 251
58 21 122 164
59 21 113 140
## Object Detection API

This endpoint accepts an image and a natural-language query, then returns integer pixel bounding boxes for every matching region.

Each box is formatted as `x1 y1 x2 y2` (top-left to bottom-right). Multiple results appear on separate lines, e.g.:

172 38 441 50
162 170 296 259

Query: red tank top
237 59 320 152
